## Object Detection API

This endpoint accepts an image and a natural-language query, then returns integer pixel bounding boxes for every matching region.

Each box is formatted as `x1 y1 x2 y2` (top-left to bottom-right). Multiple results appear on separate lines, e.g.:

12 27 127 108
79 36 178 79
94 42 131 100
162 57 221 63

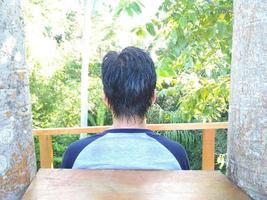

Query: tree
135 0 233 122
227 1 267 199
0 0 36 199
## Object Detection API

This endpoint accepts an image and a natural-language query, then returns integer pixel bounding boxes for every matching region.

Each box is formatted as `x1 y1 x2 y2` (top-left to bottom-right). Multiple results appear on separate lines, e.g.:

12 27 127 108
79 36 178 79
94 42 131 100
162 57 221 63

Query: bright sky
24 0 163 76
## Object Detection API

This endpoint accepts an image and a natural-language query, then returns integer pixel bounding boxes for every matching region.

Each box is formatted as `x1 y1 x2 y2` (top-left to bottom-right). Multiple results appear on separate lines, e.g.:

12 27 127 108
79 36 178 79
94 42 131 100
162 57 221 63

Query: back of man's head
101 46 156 119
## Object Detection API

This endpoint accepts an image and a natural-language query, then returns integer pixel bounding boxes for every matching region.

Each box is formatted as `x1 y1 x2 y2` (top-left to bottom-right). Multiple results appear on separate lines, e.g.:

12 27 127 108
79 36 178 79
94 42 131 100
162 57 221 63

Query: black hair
101 46 156 119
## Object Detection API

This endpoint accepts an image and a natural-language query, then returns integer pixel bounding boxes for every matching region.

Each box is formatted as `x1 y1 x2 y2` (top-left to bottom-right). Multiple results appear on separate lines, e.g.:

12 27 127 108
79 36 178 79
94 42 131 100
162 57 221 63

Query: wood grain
39 135 53 168
22 169 250 200
202 129 216 170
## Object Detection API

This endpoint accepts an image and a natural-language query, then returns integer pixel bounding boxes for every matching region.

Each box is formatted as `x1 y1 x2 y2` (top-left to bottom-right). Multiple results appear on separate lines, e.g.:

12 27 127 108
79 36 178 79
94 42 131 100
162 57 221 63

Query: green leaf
174 47 181 57
125 6 134 16
115 1 143 17
179 16 187 29
157 65 176 78
131 2 142 14
115 7 123 17
146 23 156 36
170 30 177 45
136 28 146 37
189 11 197 24
217 22 226 37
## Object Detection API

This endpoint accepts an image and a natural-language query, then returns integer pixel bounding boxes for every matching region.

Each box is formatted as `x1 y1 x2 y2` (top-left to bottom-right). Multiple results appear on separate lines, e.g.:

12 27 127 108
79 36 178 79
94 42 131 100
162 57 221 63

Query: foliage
138 0 233 122
115 0 144 17
30 57 81 128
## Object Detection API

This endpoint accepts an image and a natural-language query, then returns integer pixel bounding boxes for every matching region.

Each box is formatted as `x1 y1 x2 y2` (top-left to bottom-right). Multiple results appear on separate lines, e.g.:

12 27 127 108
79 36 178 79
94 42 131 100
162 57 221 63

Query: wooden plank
202 129 216 170
33 122 228 136
22 169 250 200
39 135 53 168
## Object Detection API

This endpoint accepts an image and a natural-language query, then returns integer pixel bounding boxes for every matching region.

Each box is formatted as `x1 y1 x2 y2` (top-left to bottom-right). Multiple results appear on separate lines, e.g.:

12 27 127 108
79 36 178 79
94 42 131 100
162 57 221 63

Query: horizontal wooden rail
33 122 228 136
33 122 228 170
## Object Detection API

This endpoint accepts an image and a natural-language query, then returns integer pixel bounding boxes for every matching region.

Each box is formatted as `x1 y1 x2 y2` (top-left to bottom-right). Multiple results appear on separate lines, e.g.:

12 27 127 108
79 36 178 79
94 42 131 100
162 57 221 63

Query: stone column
0 0 36 199
227 0 267 199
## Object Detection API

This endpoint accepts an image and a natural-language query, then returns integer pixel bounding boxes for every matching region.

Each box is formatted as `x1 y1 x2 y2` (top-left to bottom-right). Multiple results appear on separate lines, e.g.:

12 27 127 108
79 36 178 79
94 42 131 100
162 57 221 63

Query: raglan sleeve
149 134 190 170
61 134 104 168
173 144 190 170
61 144 77 168
163 140 190 170
61 139 87 169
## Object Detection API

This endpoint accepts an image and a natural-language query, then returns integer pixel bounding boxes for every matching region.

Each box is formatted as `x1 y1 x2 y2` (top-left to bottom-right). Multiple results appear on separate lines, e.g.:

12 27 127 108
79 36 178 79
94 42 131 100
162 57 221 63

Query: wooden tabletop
22 169 250 200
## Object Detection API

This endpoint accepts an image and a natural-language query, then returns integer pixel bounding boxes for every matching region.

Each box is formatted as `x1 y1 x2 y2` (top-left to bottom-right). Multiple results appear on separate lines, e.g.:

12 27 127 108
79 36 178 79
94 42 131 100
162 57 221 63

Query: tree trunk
0 1 36 199
227 1 267 199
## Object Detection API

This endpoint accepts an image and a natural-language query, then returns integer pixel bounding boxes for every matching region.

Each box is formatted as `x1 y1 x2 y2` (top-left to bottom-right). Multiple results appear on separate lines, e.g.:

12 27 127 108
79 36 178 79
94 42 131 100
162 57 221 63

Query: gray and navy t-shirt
61 128 189 170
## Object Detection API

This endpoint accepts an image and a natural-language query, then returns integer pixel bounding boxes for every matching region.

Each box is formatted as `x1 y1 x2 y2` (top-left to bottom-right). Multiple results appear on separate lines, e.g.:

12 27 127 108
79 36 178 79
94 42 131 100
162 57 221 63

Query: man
61 47 189 170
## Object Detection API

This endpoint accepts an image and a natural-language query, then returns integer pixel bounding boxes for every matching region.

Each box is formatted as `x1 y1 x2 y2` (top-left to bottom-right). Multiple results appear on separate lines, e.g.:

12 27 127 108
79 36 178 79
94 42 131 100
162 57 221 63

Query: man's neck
112 116 146 129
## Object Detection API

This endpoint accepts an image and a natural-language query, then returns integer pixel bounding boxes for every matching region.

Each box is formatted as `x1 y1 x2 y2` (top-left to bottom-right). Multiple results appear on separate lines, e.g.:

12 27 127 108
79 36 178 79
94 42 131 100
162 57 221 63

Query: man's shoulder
146 131 190 170
61 132 106 168
146 131 186 152
68 134 103 150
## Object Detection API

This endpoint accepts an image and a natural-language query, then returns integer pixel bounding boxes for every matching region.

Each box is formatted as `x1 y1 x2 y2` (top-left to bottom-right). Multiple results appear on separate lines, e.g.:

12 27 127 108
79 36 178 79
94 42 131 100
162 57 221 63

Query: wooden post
39 135 54 168
202 129 215 170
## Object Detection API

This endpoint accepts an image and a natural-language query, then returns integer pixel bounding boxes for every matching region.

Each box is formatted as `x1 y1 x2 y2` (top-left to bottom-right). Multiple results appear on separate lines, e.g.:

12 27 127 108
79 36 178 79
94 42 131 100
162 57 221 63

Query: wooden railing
32 122 228 170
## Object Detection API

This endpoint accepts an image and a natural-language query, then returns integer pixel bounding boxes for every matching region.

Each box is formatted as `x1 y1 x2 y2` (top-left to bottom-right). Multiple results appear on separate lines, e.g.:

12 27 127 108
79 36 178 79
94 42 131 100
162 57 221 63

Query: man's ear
102 93 109 106
151 89 157 104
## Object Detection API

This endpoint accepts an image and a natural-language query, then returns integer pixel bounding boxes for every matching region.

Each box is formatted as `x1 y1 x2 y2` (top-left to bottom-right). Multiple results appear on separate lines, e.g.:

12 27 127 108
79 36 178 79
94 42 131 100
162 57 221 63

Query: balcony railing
32 122 228 170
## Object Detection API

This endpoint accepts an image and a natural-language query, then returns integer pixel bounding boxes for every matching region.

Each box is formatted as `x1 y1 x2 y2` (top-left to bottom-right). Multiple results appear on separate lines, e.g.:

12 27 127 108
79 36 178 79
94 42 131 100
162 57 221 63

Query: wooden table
22 169 250 200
